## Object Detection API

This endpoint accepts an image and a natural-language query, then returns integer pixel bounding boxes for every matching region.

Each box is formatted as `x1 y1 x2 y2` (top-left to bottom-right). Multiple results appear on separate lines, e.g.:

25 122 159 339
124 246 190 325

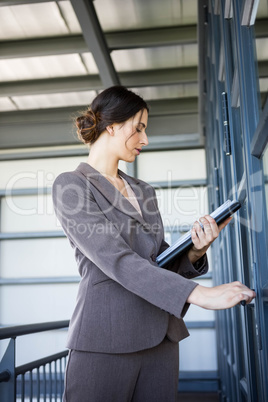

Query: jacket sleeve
157 238 209 278
52 172 199 320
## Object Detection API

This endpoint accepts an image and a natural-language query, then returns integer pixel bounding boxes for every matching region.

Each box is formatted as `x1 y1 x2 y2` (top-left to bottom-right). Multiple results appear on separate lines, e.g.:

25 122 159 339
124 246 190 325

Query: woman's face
112 109 149 162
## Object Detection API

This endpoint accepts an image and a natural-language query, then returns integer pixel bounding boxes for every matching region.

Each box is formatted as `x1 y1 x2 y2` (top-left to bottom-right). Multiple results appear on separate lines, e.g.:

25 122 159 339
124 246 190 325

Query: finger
242 289 256 305
235 293 250 307
199 217 215 243
204 215 219 238
191 223 201 244
218 216 233 232
235 288 256 306
194 221 205 241
191 223 205 249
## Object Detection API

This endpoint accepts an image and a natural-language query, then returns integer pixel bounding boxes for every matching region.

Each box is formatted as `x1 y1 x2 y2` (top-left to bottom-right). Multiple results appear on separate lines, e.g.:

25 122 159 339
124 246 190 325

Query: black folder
156 199 241 268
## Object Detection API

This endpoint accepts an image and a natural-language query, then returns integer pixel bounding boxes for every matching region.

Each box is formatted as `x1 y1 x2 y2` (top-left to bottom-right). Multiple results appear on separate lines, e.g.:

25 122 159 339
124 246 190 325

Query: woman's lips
135 148 142 155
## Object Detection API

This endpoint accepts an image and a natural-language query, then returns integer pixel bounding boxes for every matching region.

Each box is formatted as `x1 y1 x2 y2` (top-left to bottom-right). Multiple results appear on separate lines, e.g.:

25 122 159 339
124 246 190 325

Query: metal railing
0 321 69 402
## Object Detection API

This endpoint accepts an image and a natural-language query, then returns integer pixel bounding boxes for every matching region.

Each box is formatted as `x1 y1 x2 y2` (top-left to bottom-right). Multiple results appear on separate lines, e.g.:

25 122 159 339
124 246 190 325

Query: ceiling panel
0 2 69 40
0 97 17 111
111 44 198 72
259 78 268 93
257 0 268 18
0 54 89 81
94 0 197 32
58 1 82 34
256 38 268 60
0 0 266 150
12 90 97 110
81 53 102 75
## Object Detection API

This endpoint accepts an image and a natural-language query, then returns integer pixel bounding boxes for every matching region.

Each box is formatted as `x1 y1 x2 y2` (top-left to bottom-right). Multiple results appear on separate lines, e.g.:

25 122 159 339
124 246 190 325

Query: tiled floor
178 392 220 401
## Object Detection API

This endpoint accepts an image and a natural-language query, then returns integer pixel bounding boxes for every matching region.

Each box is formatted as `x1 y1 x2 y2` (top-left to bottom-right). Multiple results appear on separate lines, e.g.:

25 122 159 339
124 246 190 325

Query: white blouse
120 176 143 217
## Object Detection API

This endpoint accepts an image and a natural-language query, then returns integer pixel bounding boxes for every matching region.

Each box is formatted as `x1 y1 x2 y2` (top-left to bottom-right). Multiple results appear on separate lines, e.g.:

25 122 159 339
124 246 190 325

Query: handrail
0 370 11 382
0 320 69 340
16 351 68 376
0 320 70 400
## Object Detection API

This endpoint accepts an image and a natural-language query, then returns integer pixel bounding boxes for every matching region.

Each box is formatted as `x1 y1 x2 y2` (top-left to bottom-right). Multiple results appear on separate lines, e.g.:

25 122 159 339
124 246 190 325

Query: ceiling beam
254 18 268 37
0 67 198 96
1 60 267 97
0 134 203 161
0 35 87 59
0 106 199 149
107 25 197 49
0 98 198 121
0 0 63 5
120 67 197 87
70 0 119 87
258 60 268 78
1 18 268 59
0 26 198 59
0 75 103 96
0 133 203 161
148 98 198 115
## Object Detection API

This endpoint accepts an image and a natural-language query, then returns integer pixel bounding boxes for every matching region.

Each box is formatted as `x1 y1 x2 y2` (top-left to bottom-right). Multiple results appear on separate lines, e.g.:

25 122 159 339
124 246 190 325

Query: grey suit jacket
52 162 208 353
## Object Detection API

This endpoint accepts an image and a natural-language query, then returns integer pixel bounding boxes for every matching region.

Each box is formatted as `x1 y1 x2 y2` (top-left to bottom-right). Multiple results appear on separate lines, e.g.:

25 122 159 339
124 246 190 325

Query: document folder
156 199 241 268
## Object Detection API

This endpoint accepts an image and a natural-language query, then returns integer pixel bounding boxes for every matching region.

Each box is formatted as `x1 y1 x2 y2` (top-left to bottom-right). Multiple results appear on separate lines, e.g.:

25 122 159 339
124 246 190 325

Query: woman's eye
136 128 141 133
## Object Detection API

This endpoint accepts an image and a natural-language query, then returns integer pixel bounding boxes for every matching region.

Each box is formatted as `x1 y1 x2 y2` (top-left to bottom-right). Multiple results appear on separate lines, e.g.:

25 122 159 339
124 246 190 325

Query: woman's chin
121 155 136 163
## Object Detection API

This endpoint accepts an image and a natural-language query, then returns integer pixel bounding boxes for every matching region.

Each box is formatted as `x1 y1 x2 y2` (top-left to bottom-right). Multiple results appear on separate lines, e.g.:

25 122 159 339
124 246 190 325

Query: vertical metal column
199 0 268 400
0 339 16 402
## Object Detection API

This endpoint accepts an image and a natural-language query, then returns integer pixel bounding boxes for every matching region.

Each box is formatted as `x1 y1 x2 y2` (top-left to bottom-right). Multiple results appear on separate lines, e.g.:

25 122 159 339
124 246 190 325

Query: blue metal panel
199 0 268 400
178 371 219 392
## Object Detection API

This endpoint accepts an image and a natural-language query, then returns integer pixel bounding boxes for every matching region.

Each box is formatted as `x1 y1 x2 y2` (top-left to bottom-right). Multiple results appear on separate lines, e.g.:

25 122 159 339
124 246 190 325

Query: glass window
0 238 77 278
0 156 127 190
16 331 68 367
1 194 59 233
156 186 208 228
137 149 206 182
0 284 78 324
0 156 86 190
179 328 217 371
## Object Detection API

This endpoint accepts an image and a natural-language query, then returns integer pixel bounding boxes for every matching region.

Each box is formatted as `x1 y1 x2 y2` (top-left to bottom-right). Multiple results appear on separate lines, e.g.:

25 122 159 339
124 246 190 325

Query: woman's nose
141 132 149 146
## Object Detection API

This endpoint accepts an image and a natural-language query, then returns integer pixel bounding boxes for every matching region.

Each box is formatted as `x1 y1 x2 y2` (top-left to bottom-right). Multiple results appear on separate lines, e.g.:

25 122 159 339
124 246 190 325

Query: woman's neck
87 142 119 179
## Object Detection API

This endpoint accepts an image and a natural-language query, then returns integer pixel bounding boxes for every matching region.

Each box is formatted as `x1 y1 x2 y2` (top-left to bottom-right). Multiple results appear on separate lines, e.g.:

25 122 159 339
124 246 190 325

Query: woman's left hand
187 215 233 264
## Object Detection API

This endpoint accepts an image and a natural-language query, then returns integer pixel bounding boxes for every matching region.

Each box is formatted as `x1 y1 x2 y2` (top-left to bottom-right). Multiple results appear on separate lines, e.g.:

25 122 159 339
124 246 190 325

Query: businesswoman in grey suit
52 86 255 402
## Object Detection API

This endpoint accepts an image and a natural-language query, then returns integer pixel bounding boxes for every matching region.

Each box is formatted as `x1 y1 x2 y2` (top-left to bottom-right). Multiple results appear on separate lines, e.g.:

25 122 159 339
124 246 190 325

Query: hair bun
76 109 99 145
74 86 148 146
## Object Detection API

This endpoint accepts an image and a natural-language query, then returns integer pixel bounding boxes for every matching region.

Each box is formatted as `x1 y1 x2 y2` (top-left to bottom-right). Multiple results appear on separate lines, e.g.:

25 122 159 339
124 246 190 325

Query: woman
52 86 255 402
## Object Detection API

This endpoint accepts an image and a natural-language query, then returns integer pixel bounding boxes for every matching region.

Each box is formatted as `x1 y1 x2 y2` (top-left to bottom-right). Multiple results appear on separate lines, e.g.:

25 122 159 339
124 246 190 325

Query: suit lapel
117 169 157 229
76 162 152 229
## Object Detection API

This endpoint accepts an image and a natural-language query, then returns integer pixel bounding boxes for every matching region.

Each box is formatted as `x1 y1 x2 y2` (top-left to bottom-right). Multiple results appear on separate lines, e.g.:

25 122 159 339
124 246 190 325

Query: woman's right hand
187 281 256 310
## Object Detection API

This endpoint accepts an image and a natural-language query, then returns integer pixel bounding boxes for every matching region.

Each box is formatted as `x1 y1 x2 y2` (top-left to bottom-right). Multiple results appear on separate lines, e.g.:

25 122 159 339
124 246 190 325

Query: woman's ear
106 125 114 136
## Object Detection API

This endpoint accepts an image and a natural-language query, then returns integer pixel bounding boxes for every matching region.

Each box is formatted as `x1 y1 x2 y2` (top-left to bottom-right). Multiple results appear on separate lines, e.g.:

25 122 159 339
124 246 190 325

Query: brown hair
76 86 149 145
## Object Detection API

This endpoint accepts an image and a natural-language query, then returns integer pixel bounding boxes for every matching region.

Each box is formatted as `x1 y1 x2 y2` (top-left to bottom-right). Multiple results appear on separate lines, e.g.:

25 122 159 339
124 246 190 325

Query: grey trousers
63 337 179 402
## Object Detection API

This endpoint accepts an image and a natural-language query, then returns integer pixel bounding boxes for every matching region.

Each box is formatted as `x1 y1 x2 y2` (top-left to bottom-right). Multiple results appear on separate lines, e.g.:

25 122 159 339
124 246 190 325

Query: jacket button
151 254 156 262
